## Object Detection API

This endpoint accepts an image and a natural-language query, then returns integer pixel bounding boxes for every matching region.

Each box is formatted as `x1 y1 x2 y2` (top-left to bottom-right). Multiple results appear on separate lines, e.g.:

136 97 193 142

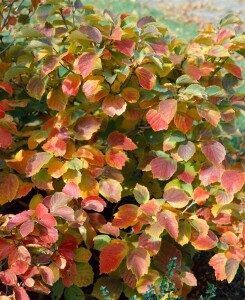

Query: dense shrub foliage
0 1 244 299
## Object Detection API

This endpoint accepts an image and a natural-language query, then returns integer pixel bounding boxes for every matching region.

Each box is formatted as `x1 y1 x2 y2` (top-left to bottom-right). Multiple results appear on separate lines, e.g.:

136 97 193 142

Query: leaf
114 39 135 56
64 285 85 300
14 286 30 300
158 99 177 124
75 247 92 263
107 131 137 150
201 141 226 165
0 239 15 260
79 25 102 43
225 259 240 283
181 272 197 286
209 253 227 281
42 137 66 157
39 266 54 285
122 87 140 103
164 188 189 208
6 150 36 174
74 52 98 78
157 210 179 239
105 148 128 169
221 170 244 194
184 84 207 99
197 102 221 127
112 204 138 228
127 247 150 279
74 115 102 140
26 152 52 177
220 14 243 27
47 88 68 111
0 81 13 95
62 182 80 199
20 220 35 238
62 74 81 96
136 67 156 90
81 196 106 212
146 109 168 131
4 66 30 82
133 184 150 204
190 218 209 236
36 3 55 24
193 187 210 205
102 95 127 117
27 76 45 100
93 235 111 251
150 157 177 180
208 45 229 57
224 63 243 79
199 164 222 186
0 174 19 205
174 113 193 134
99 179 122 202
100 240 128 274
0 126 12 149
191 230 218 250
176 221 191 246
215 190 234 205
51 280 64 300
42 55 59 77
92 277 123 300
178 141 196 161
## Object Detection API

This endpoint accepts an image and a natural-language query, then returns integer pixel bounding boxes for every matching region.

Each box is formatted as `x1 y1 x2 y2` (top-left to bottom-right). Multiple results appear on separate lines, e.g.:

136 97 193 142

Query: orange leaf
100 240 128 274
74 115 102 140
0 174 19 205
191 230 218 250
47 88 68 111
112 204 138 228
102 95 126 117
74 52 98 78
122 87 140 103
209 253 227 281
164 188 189 208
159 99 177 124
105 148 128 169
174 113 193 134
225 259 240 283
99 179 122 202
107 131 137 150
146 109 168 131
157 210 178 239
26 76 45 100
199 163 222 186
136 67 156 90
42 137 66 157
26 152 52 177
0 81 13 95
224 63 243 79
62 74 81 96
6 150 36 174
193 187 210 205
41 55 59 77
127 247 150 279
181 272 197 286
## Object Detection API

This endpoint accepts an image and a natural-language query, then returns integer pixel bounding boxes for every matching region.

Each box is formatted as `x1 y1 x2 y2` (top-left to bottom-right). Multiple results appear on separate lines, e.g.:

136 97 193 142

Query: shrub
0 1 244 299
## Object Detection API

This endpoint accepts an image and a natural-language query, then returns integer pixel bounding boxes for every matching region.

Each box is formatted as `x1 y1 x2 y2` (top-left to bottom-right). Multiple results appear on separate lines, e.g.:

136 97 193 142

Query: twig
209 57 229 79
1 0 16 30
0 39 14 55
182 200 195 214
60 9 68 30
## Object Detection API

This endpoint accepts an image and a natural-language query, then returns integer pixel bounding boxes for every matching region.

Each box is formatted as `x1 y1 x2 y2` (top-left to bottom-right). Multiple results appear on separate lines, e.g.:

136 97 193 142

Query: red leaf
62 182 80 199
42 137 66 157
99 179 122 202
199 163 222 186
136 67 156 90
41 55 59 77
221 170 244 194
193 187 210 205
39 213 57 228
102 95 127 117
26 152 52 177
146 109 168 131
105 148 128 169
191 230 218 250
74 115 102 140
184 64 202 80
112 204 138 228
81 196 106 212
107 131 137 150
200 62 215 76
137 16 155 28
197 102 221 127
100 240 128 274
39 266 54 285
164 188 189 208
0 126 12 149
74 52 98 78
114 39 135 56
127 247 150 279
150 157 177 180
0 239 15 260
224 63 243 79
148 40 168 55
62 74 81 96
174 113 193 134
157 210 179 239
0 269 17 286
14 286 30 300
177 141 196 161
0 173 19 205
201 141 226 165
216 28 234 44
0 81 13 95
8 246 31 266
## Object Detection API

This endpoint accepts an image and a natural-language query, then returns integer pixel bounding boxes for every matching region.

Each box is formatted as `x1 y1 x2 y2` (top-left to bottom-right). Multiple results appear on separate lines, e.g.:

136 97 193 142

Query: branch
1 0 16 31
60 9 68 30
0 39 14 55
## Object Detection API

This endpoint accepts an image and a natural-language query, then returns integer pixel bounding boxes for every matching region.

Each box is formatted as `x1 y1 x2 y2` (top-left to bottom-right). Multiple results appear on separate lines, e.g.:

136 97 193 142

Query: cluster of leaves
0 0 244 299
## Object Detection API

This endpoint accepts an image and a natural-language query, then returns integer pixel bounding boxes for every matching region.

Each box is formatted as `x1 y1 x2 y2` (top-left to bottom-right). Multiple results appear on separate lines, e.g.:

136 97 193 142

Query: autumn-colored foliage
0 1 244 299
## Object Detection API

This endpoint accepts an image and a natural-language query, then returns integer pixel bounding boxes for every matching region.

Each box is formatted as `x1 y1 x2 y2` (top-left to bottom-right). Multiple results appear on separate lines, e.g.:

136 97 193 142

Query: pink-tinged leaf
74 115 102 140
164 188 189 208
148 40 168 55
0 126 12 149
140 199 160 216
79 25 102 43
41 55 59 77
127 247 150 279
47 88 68 111
146 109 168 131
50 192 72 211
99 179 122 203
178 141 196 161
174 113 193 134
52 206 74 222
42 137 66 157
8 246 31 266
0 269 17 286
0 81 13 95
191 230 218 250
190 218 209 236
150 157 177 180
201 141 226 165
39 226 58 244
39 266 54 285
112 204 138 228
193 187 210 205
62 74 81 96
158 99 177 124
136 67 156 90
184 64 202 80
39 213 57 228
197 102 221 127
62 182 80 199
107 131 137 150
178 163 196 184
100 240 128 274
157 210 178 239
102 95 126 117
26 152 52 177
209 253 227 281
0 173 19 205
14 286 30 300
20 220 35 238
181 272 197 286
215 190 234 204
105 148 128 169
6 211 33 231
114 39 135 56
26 76 45 100
74 52 98 78
138 233 161 255
99 222 120 237
0 239 15 260
137 15 155 28
216 29 234 44
199 164 222 186
220 231 239 245
81 196 106 212
224 63 243 79
221 170 244 194
225 259 239 283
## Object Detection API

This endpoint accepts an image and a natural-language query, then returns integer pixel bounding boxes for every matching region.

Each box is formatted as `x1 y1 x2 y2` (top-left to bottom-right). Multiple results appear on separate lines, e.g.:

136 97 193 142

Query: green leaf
220 14 243 27
4 66 30 82
64 285 85 300
206 86 226 97
15 25 44 38
184 84 207 99
93 235 111 251
36 4 56 24
51 279 64 300
133 183 150 204
26 76 46 100
222 73 242 91
176 75 198 85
